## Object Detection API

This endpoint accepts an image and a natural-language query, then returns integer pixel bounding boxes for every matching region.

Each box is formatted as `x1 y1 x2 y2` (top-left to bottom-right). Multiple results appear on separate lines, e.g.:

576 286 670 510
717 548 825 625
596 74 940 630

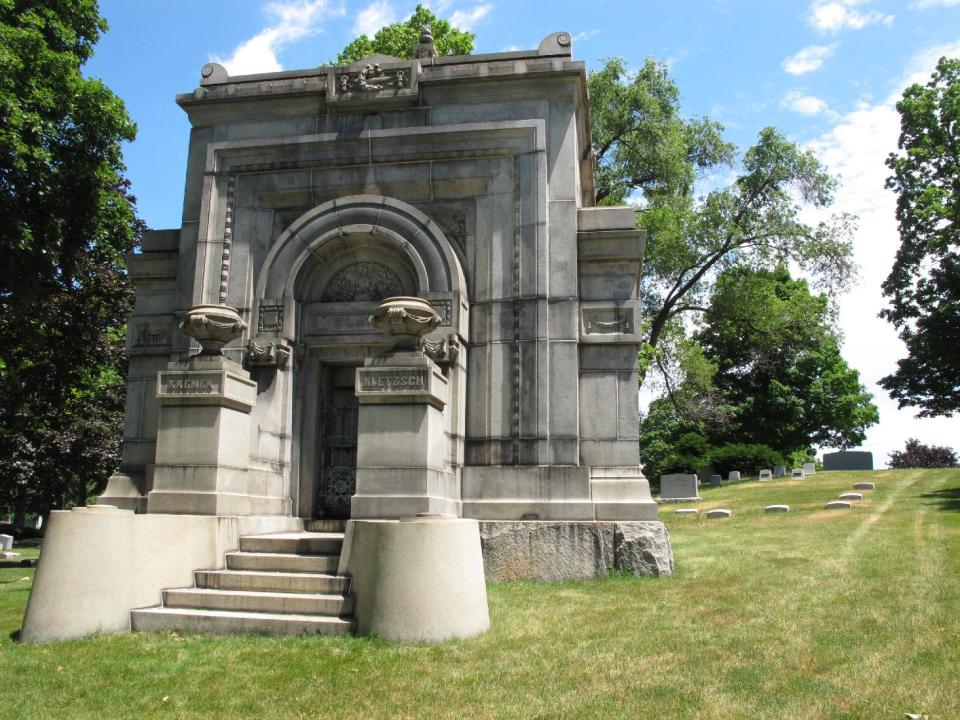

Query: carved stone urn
180 304 247 355
369 296 441 351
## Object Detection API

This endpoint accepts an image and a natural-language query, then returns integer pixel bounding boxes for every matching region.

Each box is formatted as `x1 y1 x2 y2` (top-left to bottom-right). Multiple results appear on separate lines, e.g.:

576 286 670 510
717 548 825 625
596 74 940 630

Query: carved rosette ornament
369 296 441 351
180 304 247 355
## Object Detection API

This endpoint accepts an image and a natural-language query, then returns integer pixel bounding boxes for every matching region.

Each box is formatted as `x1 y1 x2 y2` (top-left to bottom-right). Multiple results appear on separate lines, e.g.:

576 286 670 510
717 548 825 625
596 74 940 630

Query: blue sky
83 0 960 463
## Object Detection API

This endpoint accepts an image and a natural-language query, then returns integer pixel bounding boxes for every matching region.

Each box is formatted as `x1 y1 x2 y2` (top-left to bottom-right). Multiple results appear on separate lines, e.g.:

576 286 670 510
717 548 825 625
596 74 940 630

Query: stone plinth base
338 517 489 643
97 472 147 512
19 507 300 643
478 520 673 581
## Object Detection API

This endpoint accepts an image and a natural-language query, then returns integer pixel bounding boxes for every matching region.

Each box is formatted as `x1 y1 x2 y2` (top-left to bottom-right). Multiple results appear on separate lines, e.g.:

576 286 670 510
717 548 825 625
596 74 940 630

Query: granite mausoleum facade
98 31 660 526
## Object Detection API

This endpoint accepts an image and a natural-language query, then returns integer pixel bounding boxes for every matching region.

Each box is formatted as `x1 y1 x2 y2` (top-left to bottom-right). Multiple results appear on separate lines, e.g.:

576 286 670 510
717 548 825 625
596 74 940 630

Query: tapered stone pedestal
147 355 283 515
351 351 459 518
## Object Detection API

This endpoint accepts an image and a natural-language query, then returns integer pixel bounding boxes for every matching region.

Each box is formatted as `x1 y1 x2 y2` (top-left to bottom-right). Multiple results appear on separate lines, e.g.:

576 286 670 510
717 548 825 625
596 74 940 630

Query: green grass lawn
2 468 958 719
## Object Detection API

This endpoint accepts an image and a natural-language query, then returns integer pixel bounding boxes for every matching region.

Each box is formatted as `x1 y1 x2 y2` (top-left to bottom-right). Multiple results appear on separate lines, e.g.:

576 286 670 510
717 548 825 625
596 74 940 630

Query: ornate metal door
317 404 358 518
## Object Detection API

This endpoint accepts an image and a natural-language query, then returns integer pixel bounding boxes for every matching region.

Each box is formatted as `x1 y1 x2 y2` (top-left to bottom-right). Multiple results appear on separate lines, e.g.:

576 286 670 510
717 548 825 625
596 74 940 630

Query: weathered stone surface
0 534 12 551
764 504 790 513
826 501 852 510
823 450 873 471
709 474 722 487
1 551 21 559
675 508 699 515
773 465 786 477
758 469 773 481
853 482 875 490
791 468 805 479
706 509 732 519
803 463 816 476
478 520 673 580
838 492 863 501
613 522 673 577
659 473 700 502
728 471 741 482
479 521 614 581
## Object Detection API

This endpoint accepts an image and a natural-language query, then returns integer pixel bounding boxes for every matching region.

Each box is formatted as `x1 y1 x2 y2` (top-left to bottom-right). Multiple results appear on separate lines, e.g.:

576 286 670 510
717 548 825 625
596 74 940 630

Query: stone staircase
131 520 355 636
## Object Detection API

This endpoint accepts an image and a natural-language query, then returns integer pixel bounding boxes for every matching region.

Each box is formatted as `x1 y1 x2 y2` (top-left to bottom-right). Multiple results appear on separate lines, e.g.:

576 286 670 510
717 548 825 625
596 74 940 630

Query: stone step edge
197 569 346 581
242 531 345 540
132 605 355 627
167 587 352 603
225 550 341 562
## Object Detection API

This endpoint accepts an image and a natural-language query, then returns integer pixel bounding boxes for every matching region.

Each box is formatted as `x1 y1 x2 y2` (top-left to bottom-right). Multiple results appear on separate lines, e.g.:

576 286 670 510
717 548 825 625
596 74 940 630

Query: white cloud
783 44 837 74
450 3 491 30
353 0 397 37
909 0 960 7
804 39 960 462
211 0 344 75
782 90 831 115
808 0 894 33
574 29 600 42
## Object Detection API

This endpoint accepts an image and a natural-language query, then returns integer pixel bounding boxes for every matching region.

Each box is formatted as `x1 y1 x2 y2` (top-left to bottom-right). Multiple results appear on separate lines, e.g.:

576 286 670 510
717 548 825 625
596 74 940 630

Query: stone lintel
355 356 447 410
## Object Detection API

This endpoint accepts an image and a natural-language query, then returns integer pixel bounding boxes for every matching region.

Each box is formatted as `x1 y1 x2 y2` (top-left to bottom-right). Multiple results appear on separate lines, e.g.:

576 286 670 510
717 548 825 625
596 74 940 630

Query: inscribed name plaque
156 365 256 412
355 364 446 409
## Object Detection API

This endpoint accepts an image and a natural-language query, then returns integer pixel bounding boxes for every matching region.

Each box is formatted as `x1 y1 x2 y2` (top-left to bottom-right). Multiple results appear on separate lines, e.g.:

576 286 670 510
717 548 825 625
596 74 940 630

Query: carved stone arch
255 194 467 310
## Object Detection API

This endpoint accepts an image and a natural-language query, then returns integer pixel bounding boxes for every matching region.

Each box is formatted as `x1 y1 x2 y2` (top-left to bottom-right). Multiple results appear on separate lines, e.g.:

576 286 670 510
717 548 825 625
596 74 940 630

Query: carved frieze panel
258 304 284 333
579 302 643 345
321 261 405 303
421 204 469 254
327 59 419 104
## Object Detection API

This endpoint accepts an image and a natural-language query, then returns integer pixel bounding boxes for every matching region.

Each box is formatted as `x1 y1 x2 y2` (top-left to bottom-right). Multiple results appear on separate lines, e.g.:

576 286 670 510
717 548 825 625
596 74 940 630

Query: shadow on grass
918 486 960 512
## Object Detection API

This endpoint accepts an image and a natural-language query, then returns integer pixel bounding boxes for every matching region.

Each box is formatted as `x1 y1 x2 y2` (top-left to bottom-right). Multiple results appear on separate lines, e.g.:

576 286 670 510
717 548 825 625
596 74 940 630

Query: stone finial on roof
415 23 438 60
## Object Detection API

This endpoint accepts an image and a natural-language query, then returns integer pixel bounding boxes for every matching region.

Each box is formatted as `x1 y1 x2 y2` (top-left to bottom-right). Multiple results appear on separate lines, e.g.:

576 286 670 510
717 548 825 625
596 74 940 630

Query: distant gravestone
675 508 699 515
823 450 873 471
802 463 816 476
728 471 741 482
791 468 805 479
758 469 773 481
696 465 715 485
853 482 875 491
764 504 790 513
0 534 12 551
826 500 852 510
659 474 701 502
773 465 786 478
838 492 863 501
709 474 722 487
706 508 732 519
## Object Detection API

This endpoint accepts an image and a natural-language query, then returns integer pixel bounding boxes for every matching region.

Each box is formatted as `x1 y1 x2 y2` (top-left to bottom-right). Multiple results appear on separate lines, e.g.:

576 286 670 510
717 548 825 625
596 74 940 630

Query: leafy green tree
336 4 474 65
697 266 879 456
880 56 960 417
0 1 140 519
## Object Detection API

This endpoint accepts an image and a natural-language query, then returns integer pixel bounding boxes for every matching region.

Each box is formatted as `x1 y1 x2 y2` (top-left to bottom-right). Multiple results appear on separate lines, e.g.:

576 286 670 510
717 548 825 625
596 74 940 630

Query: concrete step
131 606 354 637
163 587 353 616
195 569 349 594
306 519 348 533
239 532 343 555
225 551 340 574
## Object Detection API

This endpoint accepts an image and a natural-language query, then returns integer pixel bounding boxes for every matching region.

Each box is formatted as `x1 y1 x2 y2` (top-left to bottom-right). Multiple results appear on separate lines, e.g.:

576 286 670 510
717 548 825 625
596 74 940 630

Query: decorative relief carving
321 262 405 303
582 307 635 334
245 339 291 369
422 205 468 253
337 64 409 94
133 320 171 347
428 299 452 325
258 304 284 333
423 334 461 366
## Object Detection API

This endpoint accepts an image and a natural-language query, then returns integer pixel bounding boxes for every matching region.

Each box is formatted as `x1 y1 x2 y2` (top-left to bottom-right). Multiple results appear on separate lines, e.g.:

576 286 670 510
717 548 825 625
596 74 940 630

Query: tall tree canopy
0 0 140 517
336 4 474 65
880 56 960 417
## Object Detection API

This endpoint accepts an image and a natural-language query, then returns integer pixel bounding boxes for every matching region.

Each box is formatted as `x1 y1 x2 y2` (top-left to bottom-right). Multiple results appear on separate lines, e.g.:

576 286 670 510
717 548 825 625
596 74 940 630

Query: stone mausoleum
22 31 672 643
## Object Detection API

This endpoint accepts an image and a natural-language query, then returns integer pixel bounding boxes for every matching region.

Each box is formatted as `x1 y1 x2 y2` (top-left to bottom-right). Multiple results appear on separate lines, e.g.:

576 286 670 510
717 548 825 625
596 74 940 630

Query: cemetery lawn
1 469 959 719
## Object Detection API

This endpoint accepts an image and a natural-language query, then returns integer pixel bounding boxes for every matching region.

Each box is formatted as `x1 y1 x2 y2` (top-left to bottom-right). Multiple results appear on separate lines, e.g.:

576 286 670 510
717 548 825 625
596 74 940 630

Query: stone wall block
479 521 614 581
613 521 674 577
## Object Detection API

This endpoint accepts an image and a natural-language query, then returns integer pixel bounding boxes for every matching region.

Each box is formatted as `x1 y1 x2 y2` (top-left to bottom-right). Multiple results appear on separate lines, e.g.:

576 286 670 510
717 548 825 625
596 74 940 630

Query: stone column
350 297 459 518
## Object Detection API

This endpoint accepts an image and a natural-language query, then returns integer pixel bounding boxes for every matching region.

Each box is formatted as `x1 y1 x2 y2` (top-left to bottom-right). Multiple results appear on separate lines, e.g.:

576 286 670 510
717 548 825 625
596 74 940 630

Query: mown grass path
1 469 958 719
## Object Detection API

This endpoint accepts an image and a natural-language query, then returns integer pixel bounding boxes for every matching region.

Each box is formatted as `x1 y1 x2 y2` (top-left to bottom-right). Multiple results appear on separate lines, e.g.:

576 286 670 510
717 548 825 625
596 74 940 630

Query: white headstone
728 471 741 482
802 462 816 476
0 534 12 551
758 469 773 481
791 468 805 479
675 508 699 515
764 504 790 513
838 492 863 501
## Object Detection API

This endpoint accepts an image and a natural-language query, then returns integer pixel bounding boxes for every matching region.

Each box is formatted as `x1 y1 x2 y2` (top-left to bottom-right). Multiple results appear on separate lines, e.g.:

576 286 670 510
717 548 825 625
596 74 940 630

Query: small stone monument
823 450 873 471
773 465 786 478
803 462 816 476
853 482 875 490
413 24 439 59
791 468 805 479
838 492 863 501
659 474 701 502
826 500 852 510
758 469 773 481
709 474 722 488
728 470 741 482
706 508 732 519
764 504 790 513
0 534 12 551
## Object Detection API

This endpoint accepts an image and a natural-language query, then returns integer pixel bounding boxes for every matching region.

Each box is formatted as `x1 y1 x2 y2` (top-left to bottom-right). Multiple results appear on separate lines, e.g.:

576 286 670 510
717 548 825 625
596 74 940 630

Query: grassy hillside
1 468 958 719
